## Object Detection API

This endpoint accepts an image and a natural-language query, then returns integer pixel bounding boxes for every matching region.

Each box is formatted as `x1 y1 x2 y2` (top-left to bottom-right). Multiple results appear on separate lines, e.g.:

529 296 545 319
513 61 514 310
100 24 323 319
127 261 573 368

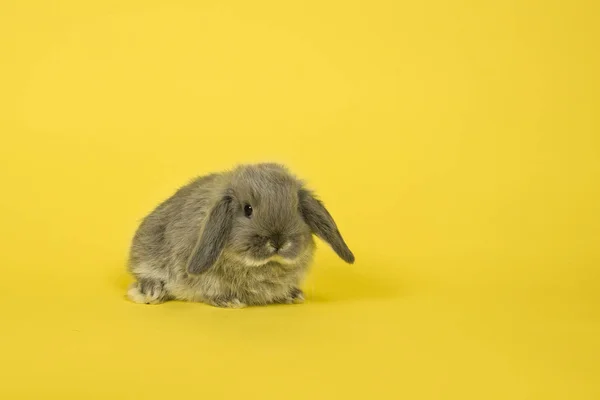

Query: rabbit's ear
299 189 355 264
187 195 235 274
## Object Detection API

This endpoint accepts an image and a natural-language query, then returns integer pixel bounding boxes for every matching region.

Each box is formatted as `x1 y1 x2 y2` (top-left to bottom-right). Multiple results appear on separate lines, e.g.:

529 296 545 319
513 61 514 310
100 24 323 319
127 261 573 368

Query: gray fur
127 163 354 307
187 194 234 274
299 189 355 264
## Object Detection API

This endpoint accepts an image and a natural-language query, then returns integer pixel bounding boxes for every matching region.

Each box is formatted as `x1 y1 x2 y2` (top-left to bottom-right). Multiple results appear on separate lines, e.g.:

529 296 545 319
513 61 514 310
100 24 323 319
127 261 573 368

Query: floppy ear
299 189 355 264
187 195 234 274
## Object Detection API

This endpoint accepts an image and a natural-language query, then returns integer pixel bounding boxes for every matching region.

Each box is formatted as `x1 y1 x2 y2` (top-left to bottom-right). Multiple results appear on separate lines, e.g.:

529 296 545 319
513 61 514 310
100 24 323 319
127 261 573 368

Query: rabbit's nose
269 233 285 251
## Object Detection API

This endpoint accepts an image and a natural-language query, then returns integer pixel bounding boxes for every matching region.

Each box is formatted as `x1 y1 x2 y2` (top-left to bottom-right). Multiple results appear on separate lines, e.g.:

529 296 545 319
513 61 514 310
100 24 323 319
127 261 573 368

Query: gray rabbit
127 163 354 308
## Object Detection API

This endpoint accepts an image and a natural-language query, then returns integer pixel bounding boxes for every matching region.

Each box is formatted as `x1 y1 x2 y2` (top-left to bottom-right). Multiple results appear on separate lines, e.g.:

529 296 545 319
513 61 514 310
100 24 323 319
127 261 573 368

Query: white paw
127 282 164 305
223 298 247 308
210 298 247 308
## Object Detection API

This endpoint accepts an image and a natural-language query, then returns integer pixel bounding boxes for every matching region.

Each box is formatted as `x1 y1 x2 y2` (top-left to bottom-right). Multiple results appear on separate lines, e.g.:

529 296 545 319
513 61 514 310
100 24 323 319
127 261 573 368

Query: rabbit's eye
243 204 253 218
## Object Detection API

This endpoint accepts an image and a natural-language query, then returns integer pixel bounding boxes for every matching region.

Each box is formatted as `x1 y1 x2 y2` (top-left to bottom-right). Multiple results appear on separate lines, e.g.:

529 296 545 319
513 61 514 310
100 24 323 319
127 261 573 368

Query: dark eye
243 204 253 218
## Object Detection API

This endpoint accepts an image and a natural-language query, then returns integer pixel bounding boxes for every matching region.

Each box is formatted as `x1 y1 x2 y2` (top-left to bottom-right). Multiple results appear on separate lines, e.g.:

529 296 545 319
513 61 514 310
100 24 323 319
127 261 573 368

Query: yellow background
1 1 599 398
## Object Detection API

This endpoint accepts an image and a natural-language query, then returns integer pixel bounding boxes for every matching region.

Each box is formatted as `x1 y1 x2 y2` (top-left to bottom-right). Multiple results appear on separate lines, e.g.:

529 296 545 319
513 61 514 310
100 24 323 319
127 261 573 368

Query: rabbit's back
128 173 221 280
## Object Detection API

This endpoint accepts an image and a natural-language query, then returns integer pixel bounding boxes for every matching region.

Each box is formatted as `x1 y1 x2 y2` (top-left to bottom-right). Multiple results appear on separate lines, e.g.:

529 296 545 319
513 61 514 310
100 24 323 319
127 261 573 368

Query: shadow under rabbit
302 264 403 304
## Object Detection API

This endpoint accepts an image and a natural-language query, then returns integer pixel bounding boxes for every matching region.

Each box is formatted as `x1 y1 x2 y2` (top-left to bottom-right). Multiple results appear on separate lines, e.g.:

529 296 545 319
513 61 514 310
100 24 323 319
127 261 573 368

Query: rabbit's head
187 163 354 274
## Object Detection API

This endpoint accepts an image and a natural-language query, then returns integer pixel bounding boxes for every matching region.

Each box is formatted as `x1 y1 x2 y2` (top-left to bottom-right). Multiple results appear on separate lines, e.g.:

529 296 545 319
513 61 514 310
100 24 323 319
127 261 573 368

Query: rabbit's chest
230 265 298 294
171 262 305 304
212 263 302 303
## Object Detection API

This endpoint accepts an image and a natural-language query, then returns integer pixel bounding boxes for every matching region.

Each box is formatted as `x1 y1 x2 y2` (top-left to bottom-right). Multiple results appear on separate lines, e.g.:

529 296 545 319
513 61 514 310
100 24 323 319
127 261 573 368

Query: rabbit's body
127 163 353 308
129 252 313 307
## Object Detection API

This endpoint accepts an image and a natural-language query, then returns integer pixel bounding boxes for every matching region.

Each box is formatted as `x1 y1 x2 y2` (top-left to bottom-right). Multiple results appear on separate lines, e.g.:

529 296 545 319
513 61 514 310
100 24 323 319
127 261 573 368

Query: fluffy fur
127 163 354 308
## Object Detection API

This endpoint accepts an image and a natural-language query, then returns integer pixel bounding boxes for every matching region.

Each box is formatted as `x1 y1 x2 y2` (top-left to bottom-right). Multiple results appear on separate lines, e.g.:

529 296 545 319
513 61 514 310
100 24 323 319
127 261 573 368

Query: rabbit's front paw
289 287 305 304
208 297 247 309
127 279 170 305
278 287 305 304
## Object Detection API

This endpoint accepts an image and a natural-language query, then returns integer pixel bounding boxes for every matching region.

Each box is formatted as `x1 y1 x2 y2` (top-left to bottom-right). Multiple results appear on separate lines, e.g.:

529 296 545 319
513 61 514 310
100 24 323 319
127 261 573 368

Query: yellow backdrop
1 1 598 399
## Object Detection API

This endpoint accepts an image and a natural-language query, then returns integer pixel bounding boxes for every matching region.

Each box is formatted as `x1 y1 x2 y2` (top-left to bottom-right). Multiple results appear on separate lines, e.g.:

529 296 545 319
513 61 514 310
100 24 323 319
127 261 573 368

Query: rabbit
126 163 355 308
